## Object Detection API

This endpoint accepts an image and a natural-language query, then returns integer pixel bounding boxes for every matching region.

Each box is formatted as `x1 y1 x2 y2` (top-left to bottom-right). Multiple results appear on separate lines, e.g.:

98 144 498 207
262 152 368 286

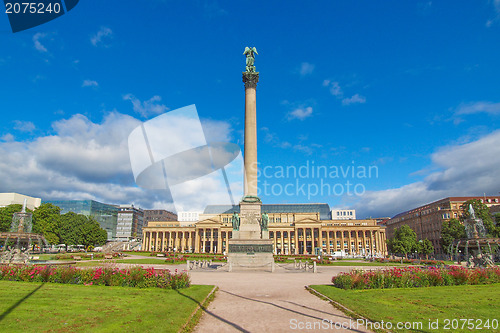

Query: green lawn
317 261 407 267
310 284 500 333
0 281 214 333
116 258 175 265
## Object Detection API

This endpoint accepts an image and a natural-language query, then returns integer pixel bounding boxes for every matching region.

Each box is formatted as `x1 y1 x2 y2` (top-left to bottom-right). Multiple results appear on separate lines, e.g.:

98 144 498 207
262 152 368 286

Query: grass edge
305 285 387 333
178 286 219 333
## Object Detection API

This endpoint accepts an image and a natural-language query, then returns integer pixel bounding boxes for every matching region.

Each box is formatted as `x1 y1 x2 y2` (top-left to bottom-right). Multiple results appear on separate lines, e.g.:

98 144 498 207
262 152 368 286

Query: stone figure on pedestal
261 212 269 231
232 212 240 231
243 47 258 72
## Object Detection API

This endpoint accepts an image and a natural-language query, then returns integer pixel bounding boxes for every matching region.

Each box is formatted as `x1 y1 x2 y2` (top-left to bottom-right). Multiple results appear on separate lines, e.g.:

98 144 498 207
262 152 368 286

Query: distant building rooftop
204 203 331 220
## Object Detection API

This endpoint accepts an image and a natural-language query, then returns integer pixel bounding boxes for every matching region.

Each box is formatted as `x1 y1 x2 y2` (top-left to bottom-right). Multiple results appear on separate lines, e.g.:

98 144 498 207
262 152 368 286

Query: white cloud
299 62 315 76
123 94 169 118
287 107 313 121
0 133 14 141
353 130 500 218
293 144 314 155
13 120 36 132
0 111 236 211
342 94 366 106
33 33 48 53
454 101 500 115
323 80 343 97
91 27 113 47
82 80 99 88
261 127 291 149
487 0 500 26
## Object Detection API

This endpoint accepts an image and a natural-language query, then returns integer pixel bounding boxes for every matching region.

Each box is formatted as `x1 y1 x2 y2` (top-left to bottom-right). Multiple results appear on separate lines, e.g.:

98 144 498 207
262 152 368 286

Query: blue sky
1 0 500 218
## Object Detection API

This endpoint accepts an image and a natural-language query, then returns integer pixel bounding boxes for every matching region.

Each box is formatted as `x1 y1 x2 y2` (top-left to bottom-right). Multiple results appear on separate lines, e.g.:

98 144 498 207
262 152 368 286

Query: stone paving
188 265 376 333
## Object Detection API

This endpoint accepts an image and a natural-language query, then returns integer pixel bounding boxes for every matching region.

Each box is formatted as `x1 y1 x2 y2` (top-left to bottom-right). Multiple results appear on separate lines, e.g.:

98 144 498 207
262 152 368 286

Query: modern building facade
142 203 387 256
143 209 177 226
0 193 41 211
387 196 500 255
116 205 144 241
46 200 119 240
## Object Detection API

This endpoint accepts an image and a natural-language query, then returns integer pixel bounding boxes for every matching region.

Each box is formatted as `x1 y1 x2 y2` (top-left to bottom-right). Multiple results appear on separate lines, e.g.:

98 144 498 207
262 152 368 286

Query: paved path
189 265 376 333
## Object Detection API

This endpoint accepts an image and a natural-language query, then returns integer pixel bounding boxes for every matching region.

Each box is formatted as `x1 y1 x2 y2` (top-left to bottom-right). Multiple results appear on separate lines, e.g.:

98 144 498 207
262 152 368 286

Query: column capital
243 72 259 89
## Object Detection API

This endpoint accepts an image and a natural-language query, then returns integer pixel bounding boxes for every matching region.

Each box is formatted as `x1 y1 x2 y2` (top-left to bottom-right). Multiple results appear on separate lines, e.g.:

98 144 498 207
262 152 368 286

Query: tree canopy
388 224 417 258
0 204 23 232
440 218 466 254
33 203 61 244
460 199 499 237
1 203 107 247
417 238 434 259
59 212 107 247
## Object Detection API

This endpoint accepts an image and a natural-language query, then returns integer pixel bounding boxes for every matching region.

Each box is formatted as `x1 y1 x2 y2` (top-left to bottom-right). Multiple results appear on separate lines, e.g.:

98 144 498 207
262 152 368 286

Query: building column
326 231 330 254
217 229 222 254
293 230 299 255
319 228 323 254
355 230 359 255
273 231 277 254
333 231 337 253
202 229 206 253
142 232 147 251
195 229 200 253
381 231 387 255
304 228 308 255
286 230 292 254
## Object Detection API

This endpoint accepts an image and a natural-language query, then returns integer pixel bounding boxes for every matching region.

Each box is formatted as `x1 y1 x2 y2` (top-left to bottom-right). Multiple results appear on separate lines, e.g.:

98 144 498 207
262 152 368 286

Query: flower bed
0 265 190 289
332 266 500 290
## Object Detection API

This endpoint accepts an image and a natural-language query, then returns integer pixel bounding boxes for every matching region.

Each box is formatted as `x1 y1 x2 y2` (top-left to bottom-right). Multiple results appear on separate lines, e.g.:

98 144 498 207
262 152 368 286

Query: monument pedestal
227 239 274 272
227 200 274 272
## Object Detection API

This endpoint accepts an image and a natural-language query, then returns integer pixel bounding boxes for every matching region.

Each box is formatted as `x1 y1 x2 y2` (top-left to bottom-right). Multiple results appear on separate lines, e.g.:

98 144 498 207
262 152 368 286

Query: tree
441 218 465 254
32 203 61 244
0 204 23 232
59 213 107 247
390 225 417 259
460 199 498 237
418 239 434 259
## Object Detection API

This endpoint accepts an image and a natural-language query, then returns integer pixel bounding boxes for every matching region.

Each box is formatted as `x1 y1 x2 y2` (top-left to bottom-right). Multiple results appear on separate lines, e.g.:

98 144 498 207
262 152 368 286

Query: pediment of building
195 218 223 226
294 217 321 225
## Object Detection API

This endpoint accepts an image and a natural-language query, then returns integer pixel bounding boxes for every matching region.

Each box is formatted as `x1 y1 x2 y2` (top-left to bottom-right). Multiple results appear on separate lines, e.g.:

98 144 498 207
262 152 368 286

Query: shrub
0 264 190 290
331 266 500 290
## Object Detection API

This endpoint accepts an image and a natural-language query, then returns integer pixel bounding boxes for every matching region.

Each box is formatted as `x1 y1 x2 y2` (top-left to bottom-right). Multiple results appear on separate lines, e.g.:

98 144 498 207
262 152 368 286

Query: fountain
450 204 500 268
0 199 49 264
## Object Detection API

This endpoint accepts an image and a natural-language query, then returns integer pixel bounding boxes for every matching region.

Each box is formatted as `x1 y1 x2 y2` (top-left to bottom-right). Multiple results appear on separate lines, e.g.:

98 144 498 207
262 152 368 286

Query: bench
104 254 113 259
73 256 82 261
156 253 166 257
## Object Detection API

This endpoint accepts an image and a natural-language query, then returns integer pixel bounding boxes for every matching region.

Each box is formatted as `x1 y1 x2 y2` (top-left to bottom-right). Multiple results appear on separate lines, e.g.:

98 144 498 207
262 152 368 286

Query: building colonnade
142 222 387 256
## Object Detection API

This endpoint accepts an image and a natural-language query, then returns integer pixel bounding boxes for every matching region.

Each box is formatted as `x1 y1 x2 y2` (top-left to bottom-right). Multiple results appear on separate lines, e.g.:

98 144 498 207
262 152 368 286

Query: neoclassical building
142 204 387 256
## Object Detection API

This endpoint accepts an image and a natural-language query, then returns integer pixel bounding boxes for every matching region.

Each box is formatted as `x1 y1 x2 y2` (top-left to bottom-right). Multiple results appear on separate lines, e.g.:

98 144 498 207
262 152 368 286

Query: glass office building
46 200 118 240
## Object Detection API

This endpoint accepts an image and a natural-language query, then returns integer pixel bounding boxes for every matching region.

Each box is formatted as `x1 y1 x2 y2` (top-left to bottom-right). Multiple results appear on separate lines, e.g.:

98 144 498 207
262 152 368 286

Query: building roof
390 196 500 220
204 203 331 220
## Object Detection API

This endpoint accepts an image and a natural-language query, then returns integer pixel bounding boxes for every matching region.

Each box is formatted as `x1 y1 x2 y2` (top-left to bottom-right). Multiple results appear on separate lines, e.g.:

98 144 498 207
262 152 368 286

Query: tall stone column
227 48 274 271
243 72 259 198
